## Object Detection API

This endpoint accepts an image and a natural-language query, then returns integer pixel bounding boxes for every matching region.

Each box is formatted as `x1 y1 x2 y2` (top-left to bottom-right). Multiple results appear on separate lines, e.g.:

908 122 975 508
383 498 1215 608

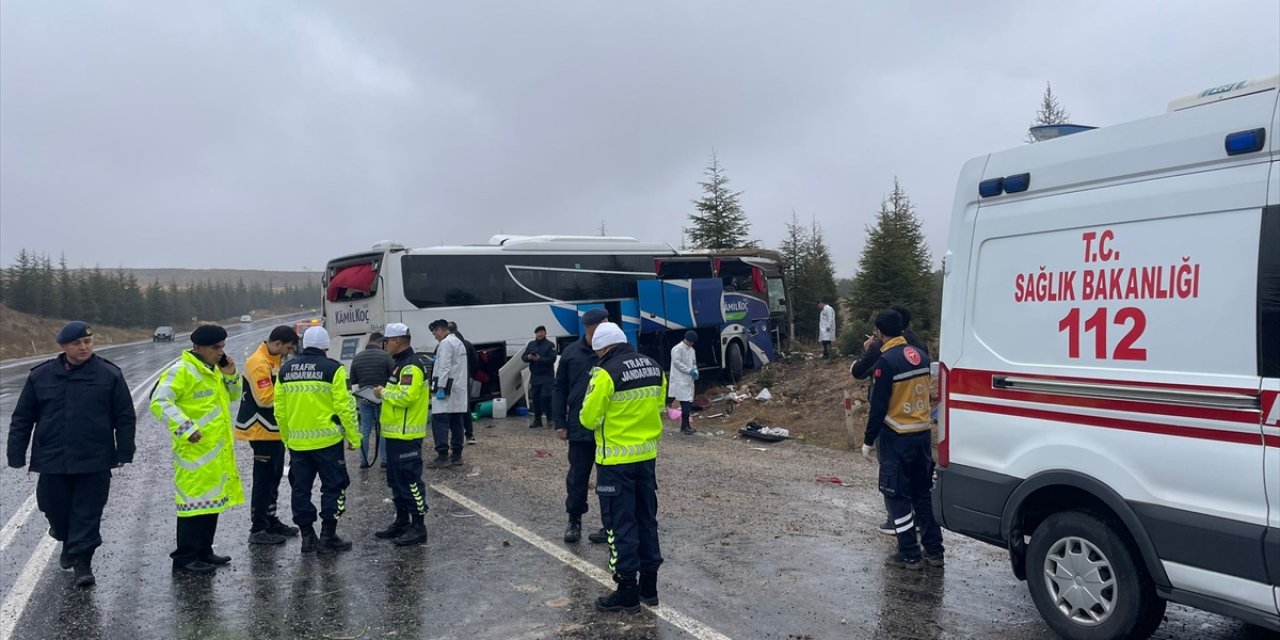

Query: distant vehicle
239 314 253 323
293 318 322 336
934 76 1280 638
153 326 174 342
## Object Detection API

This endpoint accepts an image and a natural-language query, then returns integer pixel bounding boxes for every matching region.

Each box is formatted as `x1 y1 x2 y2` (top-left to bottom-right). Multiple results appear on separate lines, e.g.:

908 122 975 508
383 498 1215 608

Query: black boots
394 515 428 546
267 517 299 537
317 519 352 555
300 525 318 553
639 571 658 606
587 528 609 544
595 576 641 613
72 554 95 588
529 418 543 429
375 511 410 540
173 559 216 575
427 454 450 469
450 453 463 467
564 517 582 543
59 546 74 570
201 550 231 566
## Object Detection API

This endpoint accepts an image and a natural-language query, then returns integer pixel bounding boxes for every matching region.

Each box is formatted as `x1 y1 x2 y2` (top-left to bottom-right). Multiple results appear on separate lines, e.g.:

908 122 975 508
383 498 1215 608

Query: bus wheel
1025 511 1166 640
725 342 744 383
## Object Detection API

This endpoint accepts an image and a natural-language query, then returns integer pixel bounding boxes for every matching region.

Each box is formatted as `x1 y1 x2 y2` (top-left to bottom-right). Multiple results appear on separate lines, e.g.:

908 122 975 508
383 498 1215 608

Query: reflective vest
380 349 430 441
274 348 361 452
579 344 666 466
234 342 282 441
150 350 244 517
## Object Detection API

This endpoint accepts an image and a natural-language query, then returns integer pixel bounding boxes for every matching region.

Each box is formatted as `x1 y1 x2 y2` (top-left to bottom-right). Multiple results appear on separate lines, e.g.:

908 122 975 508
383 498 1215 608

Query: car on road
240 314 252 323
153 326 174 342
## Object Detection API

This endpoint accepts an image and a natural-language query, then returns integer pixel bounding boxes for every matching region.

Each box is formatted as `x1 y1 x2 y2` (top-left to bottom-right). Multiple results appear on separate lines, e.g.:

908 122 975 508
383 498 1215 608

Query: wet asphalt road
1 327 1274 640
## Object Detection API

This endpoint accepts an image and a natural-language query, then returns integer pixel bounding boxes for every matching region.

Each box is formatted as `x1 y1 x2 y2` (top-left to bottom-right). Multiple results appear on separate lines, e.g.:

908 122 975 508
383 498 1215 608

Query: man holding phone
150 324 244 575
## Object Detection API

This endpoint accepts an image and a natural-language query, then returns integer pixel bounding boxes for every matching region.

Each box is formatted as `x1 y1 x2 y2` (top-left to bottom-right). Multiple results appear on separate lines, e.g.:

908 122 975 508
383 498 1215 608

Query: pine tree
1026 81 1071 143
685 151 753 249
847 178 934 333
776 213 838 339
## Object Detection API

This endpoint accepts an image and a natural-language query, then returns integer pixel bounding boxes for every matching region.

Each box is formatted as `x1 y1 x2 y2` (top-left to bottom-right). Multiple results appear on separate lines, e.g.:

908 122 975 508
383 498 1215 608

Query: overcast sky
2 1 1277 275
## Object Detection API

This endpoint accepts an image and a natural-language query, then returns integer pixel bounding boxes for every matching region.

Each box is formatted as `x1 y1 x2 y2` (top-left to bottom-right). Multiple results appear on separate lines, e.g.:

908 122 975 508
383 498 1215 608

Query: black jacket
850 328 929 380
552 338 597 441
523 338 557 384
7 354 137 473
350 345 395 389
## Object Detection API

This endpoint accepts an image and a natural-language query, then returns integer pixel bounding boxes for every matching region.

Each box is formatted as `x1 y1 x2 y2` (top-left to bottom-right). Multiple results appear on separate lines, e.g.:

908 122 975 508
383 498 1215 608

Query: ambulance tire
724 343 744 383
1025 510 1167 640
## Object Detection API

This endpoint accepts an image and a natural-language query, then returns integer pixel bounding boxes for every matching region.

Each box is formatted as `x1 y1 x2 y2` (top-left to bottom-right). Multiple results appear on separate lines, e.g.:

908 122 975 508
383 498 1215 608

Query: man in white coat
428 319 469 467
669 331 699 435
818 301 836 359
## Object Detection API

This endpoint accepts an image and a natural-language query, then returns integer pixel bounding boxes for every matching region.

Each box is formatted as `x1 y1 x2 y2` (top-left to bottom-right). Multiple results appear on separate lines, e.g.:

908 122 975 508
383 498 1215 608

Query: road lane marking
0 536 55 639
0 357 177 639
431 483 733 640
0 494 38 555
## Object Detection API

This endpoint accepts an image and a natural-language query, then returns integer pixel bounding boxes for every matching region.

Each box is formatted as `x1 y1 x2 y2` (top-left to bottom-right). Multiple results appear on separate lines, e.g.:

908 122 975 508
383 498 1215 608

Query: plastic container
666 408 682 421
513 405 528 417
476 400 494 418
492 397 508 419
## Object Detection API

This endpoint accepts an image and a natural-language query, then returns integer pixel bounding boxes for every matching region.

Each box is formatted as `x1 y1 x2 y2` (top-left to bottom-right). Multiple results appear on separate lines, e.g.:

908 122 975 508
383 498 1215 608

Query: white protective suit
669 341 696 402
430 333 469 414
818 304 836 342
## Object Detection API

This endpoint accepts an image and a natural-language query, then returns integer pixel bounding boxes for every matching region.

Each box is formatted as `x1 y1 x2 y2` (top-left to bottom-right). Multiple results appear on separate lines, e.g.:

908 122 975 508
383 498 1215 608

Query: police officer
234 325 300 545
372 322 430 546
150 324 245 575
274 327 361 555
552 308 609 544
862 309 944 569
579 322 667 612
7 321 136 587
523 325 557 428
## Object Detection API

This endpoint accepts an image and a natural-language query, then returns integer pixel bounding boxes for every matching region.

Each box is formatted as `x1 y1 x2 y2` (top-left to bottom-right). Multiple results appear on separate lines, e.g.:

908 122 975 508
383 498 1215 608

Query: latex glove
861 444 874 461
435 390 446 400
690 368 699 381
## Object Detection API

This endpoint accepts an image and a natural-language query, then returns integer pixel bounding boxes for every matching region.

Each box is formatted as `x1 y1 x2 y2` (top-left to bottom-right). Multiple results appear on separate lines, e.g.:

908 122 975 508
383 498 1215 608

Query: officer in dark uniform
552 308 610 543
863 309 944 569
523 325 557 427
7 321 137 587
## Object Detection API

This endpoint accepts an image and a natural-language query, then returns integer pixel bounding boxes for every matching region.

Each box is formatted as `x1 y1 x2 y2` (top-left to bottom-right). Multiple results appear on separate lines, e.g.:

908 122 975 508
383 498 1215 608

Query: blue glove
435 390 446 400
690 368 699 381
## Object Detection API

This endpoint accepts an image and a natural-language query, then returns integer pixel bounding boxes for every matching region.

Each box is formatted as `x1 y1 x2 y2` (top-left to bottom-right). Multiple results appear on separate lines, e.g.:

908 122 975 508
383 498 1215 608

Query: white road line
0 357 178 640
0 536 56 639
0 494 38 554
430 483 733 640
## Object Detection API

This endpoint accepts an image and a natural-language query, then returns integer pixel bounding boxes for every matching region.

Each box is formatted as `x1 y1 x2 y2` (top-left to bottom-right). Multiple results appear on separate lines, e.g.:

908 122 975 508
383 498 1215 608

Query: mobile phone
218 354 230 367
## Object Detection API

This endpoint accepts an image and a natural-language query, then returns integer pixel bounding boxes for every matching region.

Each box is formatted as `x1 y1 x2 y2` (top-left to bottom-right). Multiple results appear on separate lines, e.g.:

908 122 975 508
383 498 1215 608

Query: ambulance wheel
1026 511 1166 640
725 343 744 383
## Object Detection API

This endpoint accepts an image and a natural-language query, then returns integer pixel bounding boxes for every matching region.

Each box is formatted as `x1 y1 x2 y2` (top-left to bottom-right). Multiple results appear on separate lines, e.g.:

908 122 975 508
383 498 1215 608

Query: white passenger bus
322 235 677 404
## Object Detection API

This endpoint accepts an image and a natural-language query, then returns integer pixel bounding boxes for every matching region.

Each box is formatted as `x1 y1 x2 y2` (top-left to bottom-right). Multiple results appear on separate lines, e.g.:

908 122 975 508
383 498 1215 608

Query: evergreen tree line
0 249 317 329
778 212 839 340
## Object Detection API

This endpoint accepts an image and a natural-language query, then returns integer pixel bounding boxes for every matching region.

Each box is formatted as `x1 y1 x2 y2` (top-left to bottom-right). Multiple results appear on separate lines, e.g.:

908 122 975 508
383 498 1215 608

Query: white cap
384 322 410 338
303 326 330 351
591 322 627 351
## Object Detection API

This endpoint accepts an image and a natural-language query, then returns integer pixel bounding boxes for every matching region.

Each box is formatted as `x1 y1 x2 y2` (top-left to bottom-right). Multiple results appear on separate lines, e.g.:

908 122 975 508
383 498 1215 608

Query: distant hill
80 268 321 289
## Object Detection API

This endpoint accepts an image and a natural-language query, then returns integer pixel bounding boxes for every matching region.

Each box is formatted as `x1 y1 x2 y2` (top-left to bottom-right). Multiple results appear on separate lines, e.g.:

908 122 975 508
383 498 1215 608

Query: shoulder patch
873 368 882 378
256 378 272 389
903 347 922 367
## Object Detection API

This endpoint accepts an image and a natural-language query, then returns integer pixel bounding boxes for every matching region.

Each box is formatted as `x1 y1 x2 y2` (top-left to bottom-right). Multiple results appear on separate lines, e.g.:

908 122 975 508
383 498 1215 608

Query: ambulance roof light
1167 75 1279 112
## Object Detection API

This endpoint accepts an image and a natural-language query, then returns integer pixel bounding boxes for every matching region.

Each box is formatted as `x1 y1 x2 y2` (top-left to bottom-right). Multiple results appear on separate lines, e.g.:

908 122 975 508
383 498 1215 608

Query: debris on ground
739 421 790 442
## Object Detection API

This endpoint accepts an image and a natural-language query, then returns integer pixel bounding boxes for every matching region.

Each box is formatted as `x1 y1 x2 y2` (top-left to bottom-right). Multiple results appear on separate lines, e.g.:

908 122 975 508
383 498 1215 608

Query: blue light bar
1225 128 1266 155
1003 173 1031 193
978 178 1003 198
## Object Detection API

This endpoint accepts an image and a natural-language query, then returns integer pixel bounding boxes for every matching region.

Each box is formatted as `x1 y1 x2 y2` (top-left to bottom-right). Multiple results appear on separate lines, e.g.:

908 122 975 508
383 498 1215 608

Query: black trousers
432 413 464 457
679 401 693 430
288 443 350 525
463 408 474 439
596 460 663 582
821 340 832 358
877 431 945 559
249 440 286 532
172 513 219 565
565 441 603 523
530 382 553 421
36 471 111 557
385 438 427 516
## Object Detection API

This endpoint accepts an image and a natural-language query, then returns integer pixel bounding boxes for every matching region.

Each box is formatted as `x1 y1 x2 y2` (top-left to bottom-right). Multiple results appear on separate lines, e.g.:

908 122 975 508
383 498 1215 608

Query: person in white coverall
428 319 469 467
669 331 698 434
818 301 836 359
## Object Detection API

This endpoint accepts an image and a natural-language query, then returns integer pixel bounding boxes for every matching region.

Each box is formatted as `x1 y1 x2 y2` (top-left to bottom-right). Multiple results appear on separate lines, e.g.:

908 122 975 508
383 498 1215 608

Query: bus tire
1025 510 1166 640
725 342 744 383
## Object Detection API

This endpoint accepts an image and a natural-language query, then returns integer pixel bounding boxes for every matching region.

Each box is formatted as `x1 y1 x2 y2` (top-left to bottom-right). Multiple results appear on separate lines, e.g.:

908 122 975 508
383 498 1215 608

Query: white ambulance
934 76 1280 639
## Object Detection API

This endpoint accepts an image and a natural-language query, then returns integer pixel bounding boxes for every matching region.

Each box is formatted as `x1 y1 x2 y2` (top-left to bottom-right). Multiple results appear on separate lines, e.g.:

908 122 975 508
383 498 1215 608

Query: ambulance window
1259 206 1280 378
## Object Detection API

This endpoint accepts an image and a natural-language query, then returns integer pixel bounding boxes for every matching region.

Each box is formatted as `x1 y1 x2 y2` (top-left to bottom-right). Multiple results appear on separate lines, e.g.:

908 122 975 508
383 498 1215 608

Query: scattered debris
739 421 790 442
755 388 773 402
815 476 851 487
534 449 552 458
